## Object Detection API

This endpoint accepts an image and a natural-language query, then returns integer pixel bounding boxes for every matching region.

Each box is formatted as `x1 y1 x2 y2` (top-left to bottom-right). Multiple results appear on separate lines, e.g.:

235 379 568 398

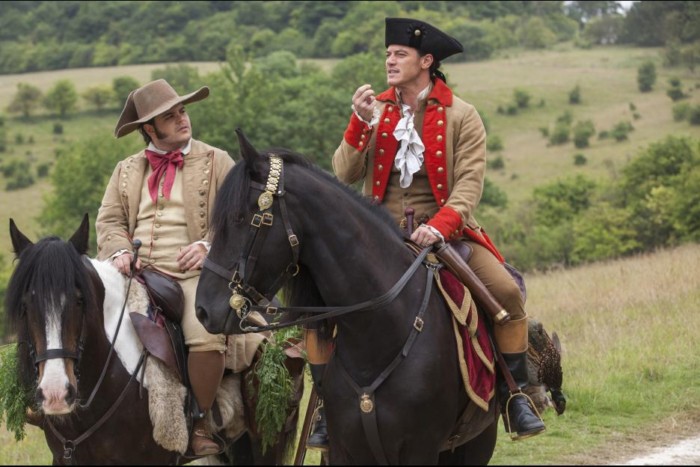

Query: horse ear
9 219 33 257
552 332 562 354
235 128 263 174
68 213 90 255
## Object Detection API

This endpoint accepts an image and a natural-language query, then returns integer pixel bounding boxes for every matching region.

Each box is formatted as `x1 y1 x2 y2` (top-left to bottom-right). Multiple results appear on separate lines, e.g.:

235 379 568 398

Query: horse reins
202 155 434 333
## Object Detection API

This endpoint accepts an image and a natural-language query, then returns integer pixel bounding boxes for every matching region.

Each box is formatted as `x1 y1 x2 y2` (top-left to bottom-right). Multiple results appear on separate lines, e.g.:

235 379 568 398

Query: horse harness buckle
414 316 424 332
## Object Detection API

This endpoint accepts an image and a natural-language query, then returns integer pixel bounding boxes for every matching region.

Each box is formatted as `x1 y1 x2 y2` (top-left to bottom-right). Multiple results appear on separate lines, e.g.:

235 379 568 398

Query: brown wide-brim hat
114 79 209 138
385 17 463 62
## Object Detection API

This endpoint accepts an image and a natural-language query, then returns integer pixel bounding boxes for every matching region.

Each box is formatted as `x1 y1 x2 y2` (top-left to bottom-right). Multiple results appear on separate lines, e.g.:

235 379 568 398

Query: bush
513 88 531 109
666 77 686 101
549 122 570 145
573 120 596 148
539 127 549 138
487 155 505 170
672 102 691 121
6 171 35 191
690 105 700 125
637 61 656 92
36 162 51 178
569 85 581 104
53 122 63 135
573 153 587 166
611 121 633 142
598 130 610 140
14 133 24 144
487 135 504 152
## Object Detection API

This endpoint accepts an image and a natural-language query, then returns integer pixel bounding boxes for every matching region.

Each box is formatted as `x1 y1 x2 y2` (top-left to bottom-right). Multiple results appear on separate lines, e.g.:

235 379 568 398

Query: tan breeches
179 275 226 353
465 240 528 353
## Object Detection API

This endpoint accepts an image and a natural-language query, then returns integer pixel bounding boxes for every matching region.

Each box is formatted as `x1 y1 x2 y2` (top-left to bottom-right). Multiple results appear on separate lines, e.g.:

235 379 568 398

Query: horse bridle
202 154 434 333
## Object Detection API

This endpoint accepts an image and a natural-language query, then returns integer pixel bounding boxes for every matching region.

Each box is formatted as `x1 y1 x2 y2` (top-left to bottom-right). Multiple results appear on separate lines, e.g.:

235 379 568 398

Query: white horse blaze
38 295 73 414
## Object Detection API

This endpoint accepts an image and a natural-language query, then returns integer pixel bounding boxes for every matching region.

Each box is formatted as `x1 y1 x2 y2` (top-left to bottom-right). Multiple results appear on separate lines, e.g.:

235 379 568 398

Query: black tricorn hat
385 17 463 62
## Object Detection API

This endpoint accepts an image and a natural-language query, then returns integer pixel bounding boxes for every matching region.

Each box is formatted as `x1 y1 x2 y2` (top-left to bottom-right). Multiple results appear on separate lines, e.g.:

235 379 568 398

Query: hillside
0 46 699 254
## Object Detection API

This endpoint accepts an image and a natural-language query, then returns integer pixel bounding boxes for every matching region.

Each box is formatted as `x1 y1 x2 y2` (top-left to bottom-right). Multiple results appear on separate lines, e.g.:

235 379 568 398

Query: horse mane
211 147 404 312
5 236 100 334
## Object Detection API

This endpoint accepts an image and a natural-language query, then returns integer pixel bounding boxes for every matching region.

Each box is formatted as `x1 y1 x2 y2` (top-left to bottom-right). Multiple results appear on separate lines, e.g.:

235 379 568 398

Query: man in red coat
330 17 546 442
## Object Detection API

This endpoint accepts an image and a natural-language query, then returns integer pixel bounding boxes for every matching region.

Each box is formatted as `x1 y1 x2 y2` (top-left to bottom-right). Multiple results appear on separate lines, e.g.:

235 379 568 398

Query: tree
82 85 114 111
637 61 656 93
113 76 140 107
573 120 596 148
43 79 78 118
7 83 43 118
533 175 597 227
39 134 142 252
151 64 202 95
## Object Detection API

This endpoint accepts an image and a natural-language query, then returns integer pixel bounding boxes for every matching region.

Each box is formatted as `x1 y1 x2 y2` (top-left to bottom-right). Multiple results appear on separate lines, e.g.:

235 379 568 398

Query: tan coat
96 139 234 260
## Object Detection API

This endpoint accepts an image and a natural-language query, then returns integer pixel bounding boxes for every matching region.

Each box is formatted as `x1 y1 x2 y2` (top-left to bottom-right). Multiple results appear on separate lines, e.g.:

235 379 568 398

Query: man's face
147 103 192 151
385 45 432 88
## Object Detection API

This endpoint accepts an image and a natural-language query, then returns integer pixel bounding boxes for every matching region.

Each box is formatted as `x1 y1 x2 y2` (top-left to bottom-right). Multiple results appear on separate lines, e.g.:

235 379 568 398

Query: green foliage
0 345 32 441
636 61 656 93
481 178 507 209
618 135 700 248
513 88 531 109
112 76 141 107
572 120 596 148
581 15 624 45
39 134 141 253
81 85 114 111
245 334 294 454
672 102 691 122
568 84 581 105
151 64 203 95
689 105 700 125
52 122 63 135
6 172 35 191
7 83 43 119
43 79 78 118
533 175 597 227
571 203 640 264
666 77 686 101
610 121 634 142
0 159 29 178
487 155 505 171
573 153 587 166
548 122 570 146
486 134 504 152
36 162 51 178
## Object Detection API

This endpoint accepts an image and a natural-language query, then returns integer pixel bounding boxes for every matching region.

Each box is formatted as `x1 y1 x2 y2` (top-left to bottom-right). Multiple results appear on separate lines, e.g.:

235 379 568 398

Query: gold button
438 120 444 126
203 180 209 185
200 211 205 218
206 160 211 166
379 149 385 155
436 151 443 157
384 118 390 124
199 201 205 207
440 198 446 204
374 195 379 200
155 223 161 229
381 132 388 138
157 211 163 217
201 233 206 239
437 167 444 173
359 141 364 147
437 135 443 142
122 173 127 178
361 135 366 140
437 184 444 190
107 235 112 241
200 222 206 228
375 180 381 186
153 235 159 241
121 182 127 187
199 190 206 196
378 164 384 171
204 169 210 174
438 106 444 112
387 106 393 112
159 193 164 198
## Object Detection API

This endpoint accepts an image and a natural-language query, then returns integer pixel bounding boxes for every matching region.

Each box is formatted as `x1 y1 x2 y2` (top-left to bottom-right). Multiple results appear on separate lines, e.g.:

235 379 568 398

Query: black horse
196 130 499 464
5 215 301 465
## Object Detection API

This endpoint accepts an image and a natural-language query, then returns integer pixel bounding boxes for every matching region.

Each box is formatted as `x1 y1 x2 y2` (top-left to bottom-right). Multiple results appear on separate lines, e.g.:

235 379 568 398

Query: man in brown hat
95 79 233 456
331 17 546 442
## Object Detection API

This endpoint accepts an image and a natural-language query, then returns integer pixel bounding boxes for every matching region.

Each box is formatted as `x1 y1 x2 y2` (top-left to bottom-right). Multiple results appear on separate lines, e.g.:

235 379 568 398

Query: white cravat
393 85 431 188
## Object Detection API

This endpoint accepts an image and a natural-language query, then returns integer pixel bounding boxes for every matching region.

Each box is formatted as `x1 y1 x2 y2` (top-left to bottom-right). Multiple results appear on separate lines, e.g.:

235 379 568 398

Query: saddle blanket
435 267 496 411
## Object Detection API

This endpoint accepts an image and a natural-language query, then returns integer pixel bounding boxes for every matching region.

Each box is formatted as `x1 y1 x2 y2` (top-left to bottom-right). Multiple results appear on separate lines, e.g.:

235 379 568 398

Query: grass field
2 242 699 464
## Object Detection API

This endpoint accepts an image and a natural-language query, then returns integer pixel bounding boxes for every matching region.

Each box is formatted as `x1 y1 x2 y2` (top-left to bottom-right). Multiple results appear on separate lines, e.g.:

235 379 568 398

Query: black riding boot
306 364 329 452
499 352 546 440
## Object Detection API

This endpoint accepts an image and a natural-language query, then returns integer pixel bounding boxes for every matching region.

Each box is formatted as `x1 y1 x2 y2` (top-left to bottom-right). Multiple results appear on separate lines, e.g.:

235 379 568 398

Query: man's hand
411 224 440 248
177 242 208 272
352 84 376 122
112 252 141 275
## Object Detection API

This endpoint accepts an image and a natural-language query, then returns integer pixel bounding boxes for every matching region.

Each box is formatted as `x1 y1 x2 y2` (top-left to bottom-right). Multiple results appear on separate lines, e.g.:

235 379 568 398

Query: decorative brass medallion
257 191 274 211
360 393 374 413
229 293 246 311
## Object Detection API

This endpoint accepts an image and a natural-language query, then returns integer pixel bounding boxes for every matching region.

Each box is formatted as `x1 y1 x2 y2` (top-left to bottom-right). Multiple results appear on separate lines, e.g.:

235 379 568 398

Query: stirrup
191 428 224 456
502 392 546 441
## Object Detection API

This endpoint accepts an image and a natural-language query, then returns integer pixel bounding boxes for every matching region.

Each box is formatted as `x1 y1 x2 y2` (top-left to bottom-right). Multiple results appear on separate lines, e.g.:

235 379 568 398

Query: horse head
196 129 302 335
6 214 101 415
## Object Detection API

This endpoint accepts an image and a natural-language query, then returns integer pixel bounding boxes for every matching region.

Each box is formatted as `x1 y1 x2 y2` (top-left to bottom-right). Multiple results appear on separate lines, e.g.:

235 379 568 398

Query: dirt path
558 411 700 465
